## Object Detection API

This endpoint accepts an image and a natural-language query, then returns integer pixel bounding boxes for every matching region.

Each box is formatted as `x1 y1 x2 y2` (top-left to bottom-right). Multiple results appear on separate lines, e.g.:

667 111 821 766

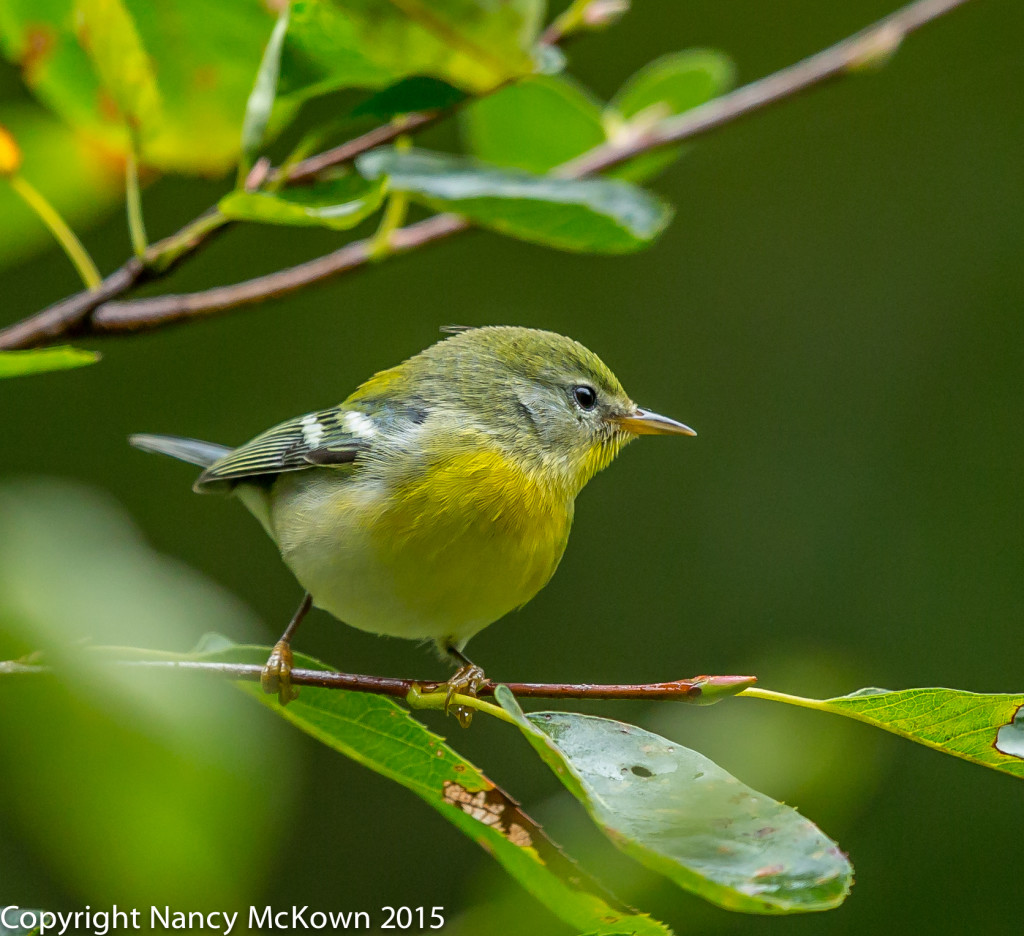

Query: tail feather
129 433 230 469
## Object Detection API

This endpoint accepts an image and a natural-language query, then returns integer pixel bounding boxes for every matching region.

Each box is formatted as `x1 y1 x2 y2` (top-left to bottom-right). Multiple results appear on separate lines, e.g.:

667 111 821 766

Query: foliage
0 0 1014 932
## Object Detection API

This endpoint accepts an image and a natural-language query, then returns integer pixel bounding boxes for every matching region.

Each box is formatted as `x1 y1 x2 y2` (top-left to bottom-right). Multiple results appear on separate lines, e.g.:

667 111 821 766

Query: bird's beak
613 407 697 437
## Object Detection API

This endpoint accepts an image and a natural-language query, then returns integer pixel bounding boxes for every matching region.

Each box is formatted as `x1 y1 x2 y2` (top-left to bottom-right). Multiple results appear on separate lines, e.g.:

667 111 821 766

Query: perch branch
0 657 755 704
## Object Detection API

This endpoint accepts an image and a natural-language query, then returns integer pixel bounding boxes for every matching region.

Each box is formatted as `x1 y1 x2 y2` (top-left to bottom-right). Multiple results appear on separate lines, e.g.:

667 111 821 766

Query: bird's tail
129 433 230 468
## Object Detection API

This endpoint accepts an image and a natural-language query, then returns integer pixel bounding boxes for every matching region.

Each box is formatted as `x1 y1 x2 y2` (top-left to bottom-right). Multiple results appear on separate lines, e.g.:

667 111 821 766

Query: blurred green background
1 0 1021 933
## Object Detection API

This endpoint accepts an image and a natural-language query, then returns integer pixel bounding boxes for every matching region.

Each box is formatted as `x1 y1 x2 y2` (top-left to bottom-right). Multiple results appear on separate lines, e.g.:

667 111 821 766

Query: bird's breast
266 450 574 643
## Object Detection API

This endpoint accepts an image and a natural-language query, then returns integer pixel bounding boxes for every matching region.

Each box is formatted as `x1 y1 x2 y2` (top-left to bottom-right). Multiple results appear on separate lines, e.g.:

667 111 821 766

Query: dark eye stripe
573 385 597 410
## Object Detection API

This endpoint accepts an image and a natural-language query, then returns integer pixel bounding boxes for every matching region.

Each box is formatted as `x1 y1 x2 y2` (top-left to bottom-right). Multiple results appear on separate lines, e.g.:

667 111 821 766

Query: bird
130 326 695 717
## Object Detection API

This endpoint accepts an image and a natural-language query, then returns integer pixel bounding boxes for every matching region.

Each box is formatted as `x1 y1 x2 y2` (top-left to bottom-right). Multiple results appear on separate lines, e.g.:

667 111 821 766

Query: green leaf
199 644 668 936
462 75 605 174
357 148 672 253
72 0 163 140
496 687 853 915
610 49 736 122
0 346 99 378
605 49 736 182
0 481 291 902
282 0 545 104
0 0 282 174
219 174 385 230
239 1 292 172
813 688 1024 779
351 75 467 119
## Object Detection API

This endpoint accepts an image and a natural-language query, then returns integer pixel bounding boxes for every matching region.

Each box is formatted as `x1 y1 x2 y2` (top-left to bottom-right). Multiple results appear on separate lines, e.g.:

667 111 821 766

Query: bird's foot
261 639 300 705
444 663 487 728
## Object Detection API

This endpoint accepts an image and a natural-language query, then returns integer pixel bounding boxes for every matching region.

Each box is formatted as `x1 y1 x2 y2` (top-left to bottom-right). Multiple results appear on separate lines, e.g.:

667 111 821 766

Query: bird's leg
442 643 488 728
261 592 312 705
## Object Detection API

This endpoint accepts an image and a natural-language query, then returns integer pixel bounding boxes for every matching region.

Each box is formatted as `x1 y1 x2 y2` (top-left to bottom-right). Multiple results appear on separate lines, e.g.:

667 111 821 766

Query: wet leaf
0 346 99 378
357 147 672 253
816 688 1024 778
497 687 853 914
195 644 670 936
219 174 385 230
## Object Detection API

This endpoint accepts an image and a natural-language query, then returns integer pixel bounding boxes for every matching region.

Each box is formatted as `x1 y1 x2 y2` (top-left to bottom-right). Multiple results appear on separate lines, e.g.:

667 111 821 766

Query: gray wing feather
194 408 367 491
130 434 231 468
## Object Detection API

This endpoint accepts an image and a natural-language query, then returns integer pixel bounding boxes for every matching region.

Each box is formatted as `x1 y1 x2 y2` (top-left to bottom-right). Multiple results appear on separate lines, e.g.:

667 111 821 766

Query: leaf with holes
193 643 670 936
808 687 1024 778
357 147 672 253
497 686 853 914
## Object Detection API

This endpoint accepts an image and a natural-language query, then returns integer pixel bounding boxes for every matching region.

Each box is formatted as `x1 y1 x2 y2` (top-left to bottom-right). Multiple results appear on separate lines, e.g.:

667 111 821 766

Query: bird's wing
195 407 371 490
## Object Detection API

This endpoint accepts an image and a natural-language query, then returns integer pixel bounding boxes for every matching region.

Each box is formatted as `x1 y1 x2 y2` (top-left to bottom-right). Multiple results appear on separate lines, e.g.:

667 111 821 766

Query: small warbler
131 326 694 712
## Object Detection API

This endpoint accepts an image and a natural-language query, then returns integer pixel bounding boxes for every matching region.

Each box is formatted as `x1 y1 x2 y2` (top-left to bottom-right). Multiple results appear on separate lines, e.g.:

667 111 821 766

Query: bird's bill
613 408 696 437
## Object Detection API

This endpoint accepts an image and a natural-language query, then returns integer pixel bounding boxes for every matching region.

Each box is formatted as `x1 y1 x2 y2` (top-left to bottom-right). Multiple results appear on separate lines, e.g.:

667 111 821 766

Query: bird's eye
572 384 598 410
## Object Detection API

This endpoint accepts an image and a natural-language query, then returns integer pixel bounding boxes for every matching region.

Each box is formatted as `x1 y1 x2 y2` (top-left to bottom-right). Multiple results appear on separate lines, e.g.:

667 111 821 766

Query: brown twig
0 0 974 349
558 0 973 178
90 214 468 332
281 111 439 184
0 657 755 703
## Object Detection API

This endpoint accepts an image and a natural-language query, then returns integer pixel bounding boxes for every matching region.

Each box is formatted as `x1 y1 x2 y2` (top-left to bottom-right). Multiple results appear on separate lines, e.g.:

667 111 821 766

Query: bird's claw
444 663 487 728
261 639 300 705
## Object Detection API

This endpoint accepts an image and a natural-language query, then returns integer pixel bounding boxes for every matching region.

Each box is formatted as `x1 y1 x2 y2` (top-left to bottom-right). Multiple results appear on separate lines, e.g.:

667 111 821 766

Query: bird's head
391 326 695 495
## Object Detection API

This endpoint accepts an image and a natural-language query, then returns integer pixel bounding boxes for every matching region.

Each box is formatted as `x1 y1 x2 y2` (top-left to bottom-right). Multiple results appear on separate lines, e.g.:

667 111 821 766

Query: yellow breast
267 449 574 645
371 449 574 639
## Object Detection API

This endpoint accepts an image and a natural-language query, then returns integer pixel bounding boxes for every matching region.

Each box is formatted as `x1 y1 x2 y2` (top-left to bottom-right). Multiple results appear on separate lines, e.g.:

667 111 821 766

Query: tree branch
0 657 756 704
558 0 973 178
89 214 469 332
0 0 974 349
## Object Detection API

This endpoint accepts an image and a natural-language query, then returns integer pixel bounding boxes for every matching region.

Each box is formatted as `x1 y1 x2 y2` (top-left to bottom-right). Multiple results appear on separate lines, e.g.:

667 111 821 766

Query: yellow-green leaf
818 687 1024 778
72 0 163 143
0 346 99 378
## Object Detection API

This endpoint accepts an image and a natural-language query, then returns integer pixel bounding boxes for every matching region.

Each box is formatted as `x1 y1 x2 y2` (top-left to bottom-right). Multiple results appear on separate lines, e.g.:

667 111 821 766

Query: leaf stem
125 143 149 259
738 686 833 713
7 175 102 290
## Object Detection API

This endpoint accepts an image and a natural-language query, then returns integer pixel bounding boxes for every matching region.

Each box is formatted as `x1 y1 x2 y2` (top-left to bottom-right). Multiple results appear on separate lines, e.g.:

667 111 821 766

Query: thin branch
558 0 973 178
280 111 438 184
89 214 469 333
0 0 974 348
0 657 756 703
